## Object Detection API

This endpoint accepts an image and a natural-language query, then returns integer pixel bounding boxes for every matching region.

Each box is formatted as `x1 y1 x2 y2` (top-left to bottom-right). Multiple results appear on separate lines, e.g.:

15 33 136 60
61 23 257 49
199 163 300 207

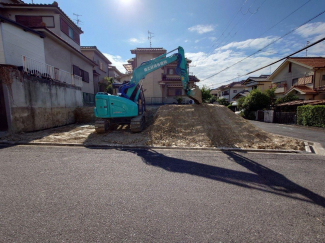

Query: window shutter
73 65 80 76
80 69 84 80
16 15 42 27
60 18 69 36
84 71 89 83
74 32 80 45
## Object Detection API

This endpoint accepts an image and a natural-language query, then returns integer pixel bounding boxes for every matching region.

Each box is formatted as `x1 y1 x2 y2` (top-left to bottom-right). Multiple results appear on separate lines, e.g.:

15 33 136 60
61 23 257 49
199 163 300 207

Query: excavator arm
119 46 202 104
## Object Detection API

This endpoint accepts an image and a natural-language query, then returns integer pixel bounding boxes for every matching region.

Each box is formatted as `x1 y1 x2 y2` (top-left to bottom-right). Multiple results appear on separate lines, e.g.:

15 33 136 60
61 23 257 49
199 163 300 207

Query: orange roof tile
289 57 325 68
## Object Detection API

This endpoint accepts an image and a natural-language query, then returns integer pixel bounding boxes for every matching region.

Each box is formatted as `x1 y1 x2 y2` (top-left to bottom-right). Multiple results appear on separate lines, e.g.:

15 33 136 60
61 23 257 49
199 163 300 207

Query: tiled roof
286 85 318 95
162 75 200 82
1 2 83 33
277 99 325 106
289 57 325 68
80 46 111 64
131 48 166 54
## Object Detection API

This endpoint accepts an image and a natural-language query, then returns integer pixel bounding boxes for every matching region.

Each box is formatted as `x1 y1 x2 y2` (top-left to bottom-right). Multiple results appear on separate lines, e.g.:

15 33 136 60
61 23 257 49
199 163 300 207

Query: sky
27 0 325 88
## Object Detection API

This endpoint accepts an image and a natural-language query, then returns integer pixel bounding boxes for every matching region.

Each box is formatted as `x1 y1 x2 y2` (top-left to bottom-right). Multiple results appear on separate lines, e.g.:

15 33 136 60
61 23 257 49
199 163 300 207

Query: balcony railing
22 56 83 88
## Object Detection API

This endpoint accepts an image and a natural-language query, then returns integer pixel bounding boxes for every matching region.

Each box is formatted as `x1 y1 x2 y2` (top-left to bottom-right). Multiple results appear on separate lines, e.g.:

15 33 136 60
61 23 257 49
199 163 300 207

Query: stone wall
2 67 83 133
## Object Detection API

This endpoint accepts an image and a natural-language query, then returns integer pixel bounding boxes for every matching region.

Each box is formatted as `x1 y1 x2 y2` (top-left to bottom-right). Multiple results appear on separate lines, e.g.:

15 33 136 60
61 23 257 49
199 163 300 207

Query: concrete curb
0 140 310 154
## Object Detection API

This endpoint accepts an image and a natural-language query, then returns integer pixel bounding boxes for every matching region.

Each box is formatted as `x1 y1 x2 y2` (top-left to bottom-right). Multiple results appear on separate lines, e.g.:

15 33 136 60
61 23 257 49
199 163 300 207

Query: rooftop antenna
306 41 310 57
73 13 82 26
148 31 154 48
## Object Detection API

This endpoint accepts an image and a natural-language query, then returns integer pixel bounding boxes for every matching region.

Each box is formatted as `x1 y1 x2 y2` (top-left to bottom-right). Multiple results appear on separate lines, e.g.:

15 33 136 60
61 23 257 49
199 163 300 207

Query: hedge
297 105 325 127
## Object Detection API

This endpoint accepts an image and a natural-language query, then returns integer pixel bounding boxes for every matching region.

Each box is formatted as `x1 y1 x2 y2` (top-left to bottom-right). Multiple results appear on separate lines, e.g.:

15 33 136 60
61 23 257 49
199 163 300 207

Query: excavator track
95 119 110 133
130 114 146 133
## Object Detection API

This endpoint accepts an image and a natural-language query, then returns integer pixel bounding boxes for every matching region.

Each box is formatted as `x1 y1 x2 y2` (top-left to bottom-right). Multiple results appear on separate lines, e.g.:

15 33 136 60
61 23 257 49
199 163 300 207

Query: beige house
122 47 200 104
0 1 96 104
241 75 271 92
81 46 112 94
269 57 325 100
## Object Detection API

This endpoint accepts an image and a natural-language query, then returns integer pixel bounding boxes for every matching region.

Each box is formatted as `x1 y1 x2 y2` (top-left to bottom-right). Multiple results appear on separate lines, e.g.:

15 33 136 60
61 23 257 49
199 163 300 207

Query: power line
202 7 325 82
207 36 325 89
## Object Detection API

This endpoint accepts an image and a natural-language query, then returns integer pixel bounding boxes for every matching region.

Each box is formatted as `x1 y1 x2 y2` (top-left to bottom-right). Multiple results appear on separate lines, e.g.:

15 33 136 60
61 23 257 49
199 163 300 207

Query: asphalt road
249 120 325 148
0 145 324 242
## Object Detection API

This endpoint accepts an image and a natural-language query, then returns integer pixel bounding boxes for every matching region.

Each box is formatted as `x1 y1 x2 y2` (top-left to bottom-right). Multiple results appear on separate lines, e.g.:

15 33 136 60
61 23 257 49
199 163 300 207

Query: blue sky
28 0 325 88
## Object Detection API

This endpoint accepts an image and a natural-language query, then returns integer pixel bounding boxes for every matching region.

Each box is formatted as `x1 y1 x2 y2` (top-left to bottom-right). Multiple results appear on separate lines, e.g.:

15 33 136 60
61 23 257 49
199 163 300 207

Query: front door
0 84 8 131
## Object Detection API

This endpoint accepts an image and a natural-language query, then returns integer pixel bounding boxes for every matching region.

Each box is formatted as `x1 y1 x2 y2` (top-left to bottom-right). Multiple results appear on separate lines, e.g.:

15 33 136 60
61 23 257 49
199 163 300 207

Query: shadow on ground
114 148 325 208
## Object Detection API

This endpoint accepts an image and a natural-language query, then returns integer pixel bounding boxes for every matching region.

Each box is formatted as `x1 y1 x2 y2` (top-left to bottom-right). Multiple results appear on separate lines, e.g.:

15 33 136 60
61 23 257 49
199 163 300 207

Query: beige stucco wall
135 53 164 100
314 69 325 88
271 62 313 88
43 35 94 94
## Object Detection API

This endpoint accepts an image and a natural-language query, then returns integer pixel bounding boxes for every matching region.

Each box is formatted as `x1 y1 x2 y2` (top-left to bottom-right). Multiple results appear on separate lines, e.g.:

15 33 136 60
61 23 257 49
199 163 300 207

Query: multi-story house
0 1 96 104
241 75 271 92
268 57 325 100
213 81 246 102
81 46 112 95
123 47 200 104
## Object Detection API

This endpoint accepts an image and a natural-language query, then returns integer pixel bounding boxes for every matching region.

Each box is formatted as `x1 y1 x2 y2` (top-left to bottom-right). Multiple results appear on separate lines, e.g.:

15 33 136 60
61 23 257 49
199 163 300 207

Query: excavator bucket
187 87 202 104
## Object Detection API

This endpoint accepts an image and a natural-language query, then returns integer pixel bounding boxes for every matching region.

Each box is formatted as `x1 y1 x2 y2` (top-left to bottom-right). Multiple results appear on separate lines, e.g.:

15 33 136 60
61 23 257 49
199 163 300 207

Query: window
73 65 89 83
233 90 237 93
60 18 80 44
289 63 292 73
322 75 325 80
16 15 54 28
168 88 183 96
168 68 174 75
292 78 298 86
68 27 74 39
99 62 104 71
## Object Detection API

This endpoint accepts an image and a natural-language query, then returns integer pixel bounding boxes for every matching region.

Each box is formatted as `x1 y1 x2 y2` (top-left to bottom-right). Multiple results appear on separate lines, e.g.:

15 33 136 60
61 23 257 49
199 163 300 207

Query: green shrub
201 85 212 103
297 105 325 127
217 98 230 106
275 93 299 105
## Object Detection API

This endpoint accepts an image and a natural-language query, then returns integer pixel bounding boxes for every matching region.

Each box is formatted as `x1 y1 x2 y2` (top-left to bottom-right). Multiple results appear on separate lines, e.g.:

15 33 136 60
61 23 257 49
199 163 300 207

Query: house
241 75 271 92
0 1 96 105
268 57 325 100
81 46 112 94
213 81 246 102
0 1 96 132
123 47 200 104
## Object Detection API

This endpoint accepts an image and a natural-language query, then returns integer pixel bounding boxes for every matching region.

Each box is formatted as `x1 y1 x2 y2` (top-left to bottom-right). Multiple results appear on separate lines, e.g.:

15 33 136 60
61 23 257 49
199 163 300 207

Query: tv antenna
73 13 82 26
148 31 154 47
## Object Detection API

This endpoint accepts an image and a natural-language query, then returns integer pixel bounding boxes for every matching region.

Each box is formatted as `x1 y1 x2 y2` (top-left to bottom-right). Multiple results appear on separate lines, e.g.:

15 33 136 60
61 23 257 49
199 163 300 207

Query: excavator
94 46 202 133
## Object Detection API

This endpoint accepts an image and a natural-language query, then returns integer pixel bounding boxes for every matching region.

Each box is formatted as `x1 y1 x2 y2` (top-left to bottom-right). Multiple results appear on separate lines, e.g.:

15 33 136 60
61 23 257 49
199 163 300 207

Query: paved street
0 145 324 242
249 120 325 148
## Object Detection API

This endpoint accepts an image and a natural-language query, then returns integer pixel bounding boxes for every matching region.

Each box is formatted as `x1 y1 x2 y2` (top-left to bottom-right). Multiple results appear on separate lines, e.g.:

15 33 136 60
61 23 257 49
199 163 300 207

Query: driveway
249 120 325 148
1 145 324 242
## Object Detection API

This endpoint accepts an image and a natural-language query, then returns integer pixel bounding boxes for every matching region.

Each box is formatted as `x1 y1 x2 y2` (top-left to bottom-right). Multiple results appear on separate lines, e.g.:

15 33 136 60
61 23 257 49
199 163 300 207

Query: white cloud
128 38 146 44
219 36 279 51
188 24 214 34
195 40 200 43
295 22 325 39
185 40 189 43
103 53 126 73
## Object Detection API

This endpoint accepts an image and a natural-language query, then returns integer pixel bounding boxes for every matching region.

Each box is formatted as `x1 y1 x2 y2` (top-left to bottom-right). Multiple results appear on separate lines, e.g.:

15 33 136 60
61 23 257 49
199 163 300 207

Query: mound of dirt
147 104 305 150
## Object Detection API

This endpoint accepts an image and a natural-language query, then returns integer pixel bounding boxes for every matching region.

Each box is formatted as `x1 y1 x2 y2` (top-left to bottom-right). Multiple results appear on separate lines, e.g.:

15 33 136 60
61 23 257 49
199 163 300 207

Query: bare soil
1 104 305 150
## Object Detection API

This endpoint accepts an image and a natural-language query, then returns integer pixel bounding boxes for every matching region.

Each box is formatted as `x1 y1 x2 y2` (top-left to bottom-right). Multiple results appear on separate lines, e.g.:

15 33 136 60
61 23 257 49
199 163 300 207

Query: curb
0 140 309 154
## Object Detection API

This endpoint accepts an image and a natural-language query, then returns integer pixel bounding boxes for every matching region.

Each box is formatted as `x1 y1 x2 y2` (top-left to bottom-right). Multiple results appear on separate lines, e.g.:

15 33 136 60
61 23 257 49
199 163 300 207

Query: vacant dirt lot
1 104 305 150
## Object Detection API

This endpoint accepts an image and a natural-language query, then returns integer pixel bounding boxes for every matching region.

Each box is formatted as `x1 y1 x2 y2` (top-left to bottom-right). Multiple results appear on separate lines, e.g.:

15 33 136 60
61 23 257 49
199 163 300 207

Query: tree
264 87 276 106
217 98 230 106
241 89 271 118
104 77 114 94
201 85 212 103
275 93 299 105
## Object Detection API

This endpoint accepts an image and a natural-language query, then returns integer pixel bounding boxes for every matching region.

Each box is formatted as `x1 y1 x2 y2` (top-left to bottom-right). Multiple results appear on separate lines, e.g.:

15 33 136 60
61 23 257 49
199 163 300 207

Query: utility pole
306 41 310 57
73 13 82 26
148 31 154 48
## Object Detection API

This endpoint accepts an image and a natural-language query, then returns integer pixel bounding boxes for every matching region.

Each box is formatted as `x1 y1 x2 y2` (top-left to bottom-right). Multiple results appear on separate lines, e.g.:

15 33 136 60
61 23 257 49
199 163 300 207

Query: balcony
22 56 83 88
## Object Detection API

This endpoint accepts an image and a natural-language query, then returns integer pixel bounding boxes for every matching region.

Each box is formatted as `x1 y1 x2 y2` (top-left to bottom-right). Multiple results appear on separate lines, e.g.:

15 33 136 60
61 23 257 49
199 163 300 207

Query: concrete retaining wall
264 110 274 123
3 69 83 133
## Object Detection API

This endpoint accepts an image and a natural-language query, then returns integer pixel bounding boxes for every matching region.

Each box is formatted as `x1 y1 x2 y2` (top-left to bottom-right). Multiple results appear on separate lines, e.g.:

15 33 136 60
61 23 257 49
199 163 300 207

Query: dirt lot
1 104 305 150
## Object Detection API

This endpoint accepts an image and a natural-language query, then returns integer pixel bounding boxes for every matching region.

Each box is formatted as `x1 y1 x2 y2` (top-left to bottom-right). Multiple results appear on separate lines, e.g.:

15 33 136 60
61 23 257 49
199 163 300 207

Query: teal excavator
94 46 202 133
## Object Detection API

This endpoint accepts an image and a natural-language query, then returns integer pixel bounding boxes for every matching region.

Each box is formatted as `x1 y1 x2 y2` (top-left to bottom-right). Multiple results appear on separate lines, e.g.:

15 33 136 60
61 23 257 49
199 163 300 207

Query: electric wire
202 8 325 82
206 36 325 89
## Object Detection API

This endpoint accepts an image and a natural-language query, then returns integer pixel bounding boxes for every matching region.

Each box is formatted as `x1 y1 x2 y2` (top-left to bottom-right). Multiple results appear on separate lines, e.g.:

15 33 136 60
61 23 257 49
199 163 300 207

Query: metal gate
274 112 296 124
